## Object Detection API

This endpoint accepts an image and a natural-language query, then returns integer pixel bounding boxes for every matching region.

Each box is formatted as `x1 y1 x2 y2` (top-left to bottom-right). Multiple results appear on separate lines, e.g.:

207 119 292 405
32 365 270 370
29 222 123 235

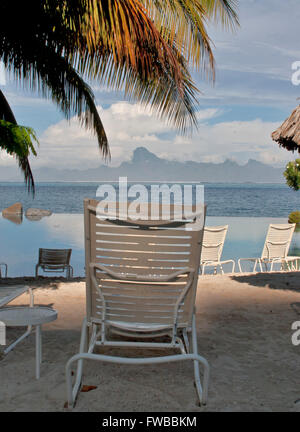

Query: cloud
41 214 84 249
11 102 292 172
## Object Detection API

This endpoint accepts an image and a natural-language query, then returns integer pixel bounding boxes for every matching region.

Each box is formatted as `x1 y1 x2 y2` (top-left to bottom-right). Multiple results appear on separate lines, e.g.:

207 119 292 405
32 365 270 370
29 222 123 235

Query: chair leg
231 260 235 273
238 259 243 273
4 328 32 355
36 325 42 379
66 266 73 279
182 328 190 353
35 265 39 278
66 317 89 407
258 259 263 272
191 314 209 405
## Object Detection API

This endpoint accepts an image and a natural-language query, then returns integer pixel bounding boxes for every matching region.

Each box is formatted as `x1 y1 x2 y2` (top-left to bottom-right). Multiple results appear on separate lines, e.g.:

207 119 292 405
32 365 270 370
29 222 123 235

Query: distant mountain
0 147 285 183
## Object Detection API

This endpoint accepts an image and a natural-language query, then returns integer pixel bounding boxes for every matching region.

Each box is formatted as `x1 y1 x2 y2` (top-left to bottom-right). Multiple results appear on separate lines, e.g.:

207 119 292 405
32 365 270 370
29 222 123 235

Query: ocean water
1 213 300 277
0 181 299 217
1 182 300 277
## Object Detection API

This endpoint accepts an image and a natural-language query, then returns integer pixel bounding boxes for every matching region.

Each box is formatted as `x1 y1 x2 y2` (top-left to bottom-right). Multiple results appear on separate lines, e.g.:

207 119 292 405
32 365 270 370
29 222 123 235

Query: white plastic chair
238 223 299 273
200 225 235 275
65 199 209 408
35 248 73 279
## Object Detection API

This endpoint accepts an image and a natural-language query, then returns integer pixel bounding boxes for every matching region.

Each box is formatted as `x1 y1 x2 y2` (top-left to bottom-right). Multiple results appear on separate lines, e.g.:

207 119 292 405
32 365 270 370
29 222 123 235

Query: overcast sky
1 0 300 171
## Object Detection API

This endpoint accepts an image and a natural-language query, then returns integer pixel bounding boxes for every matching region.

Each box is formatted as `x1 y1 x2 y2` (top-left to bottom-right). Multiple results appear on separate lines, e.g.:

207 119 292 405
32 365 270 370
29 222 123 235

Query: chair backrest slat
84 199 205 329
201 225 228 262
261 224 295 260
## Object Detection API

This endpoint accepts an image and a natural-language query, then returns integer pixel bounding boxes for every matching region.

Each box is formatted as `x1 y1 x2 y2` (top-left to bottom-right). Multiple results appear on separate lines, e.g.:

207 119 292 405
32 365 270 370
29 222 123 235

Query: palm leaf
0 88 16 123
0 0 239 173
1 43 109 158
141 0 239 75
0 119 37 194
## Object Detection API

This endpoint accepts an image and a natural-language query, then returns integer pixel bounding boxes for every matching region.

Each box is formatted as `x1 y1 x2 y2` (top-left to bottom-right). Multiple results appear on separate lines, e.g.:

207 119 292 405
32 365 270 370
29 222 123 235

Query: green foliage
0 120 38 194
284 159 300 191
0 120 38 158
288 211 300 225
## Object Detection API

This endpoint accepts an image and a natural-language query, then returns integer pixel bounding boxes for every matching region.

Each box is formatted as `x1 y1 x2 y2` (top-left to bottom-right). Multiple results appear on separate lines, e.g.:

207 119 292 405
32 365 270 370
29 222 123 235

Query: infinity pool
1 214 300 276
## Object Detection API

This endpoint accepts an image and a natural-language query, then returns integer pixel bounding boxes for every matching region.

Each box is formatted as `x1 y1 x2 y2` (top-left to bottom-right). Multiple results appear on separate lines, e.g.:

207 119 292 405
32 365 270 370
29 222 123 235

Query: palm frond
79 46 199 132
0 117 37 194
0 88 16 122
44 1 184 89
2 44 109 158
200 0 239 29
0 0 239 167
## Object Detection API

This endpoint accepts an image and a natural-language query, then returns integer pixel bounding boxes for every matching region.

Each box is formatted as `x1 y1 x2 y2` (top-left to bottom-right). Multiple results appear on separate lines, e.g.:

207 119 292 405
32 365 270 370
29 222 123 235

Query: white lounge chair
238 223 299 273
66 199 209 408
200 225 235 275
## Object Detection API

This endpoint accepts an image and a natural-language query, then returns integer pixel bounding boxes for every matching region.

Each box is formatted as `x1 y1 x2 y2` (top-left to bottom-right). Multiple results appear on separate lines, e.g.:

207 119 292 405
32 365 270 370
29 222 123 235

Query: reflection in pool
1 214 300 276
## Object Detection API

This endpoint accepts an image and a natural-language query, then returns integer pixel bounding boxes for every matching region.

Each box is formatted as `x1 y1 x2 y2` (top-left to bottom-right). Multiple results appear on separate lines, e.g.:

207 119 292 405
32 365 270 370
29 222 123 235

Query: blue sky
1 0 300 173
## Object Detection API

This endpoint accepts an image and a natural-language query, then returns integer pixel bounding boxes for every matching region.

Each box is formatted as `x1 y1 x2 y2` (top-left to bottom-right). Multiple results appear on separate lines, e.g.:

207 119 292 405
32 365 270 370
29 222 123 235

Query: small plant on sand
288 211 300 226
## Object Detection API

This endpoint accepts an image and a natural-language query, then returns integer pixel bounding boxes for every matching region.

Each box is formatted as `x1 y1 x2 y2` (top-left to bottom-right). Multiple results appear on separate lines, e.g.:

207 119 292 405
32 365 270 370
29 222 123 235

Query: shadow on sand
231 271 300 293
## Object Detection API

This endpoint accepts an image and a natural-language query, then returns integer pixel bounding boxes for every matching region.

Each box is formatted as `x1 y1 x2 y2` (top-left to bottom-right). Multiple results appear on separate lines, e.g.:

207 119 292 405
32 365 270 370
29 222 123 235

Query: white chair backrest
261 223 295 260
84 199 206 329
201 225 228 263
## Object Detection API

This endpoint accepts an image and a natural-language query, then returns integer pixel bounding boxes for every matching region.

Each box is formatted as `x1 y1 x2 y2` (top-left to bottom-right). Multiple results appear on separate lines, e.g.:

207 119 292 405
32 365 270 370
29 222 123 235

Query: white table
0 285 34 353
0 305 57 379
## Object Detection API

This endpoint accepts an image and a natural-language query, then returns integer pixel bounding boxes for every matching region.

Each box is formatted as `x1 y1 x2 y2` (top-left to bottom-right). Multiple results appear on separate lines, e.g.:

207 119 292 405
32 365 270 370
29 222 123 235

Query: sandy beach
0 272 300 412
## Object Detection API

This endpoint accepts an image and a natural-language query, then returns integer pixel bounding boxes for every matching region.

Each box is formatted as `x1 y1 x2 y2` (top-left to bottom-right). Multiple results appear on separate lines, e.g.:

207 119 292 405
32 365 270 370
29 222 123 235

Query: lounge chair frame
66 199 209 408
35 248 73 279
238 223 299 273
200 225 235 275
0 285 34 354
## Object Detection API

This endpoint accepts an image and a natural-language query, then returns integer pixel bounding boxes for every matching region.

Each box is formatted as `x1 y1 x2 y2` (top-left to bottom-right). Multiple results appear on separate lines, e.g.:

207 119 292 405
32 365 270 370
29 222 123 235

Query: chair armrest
89 262 195 282
266 241 288 246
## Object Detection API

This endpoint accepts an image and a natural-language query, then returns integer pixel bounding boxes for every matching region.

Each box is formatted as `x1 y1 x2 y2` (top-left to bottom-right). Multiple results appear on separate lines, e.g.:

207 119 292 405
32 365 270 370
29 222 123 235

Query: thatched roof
271 105 300 152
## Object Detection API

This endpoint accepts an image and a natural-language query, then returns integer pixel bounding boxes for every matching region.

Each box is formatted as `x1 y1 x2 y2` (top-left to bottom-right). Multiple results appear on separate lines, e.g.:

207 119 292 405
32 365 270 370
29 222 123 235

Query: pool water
1 214 300 277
